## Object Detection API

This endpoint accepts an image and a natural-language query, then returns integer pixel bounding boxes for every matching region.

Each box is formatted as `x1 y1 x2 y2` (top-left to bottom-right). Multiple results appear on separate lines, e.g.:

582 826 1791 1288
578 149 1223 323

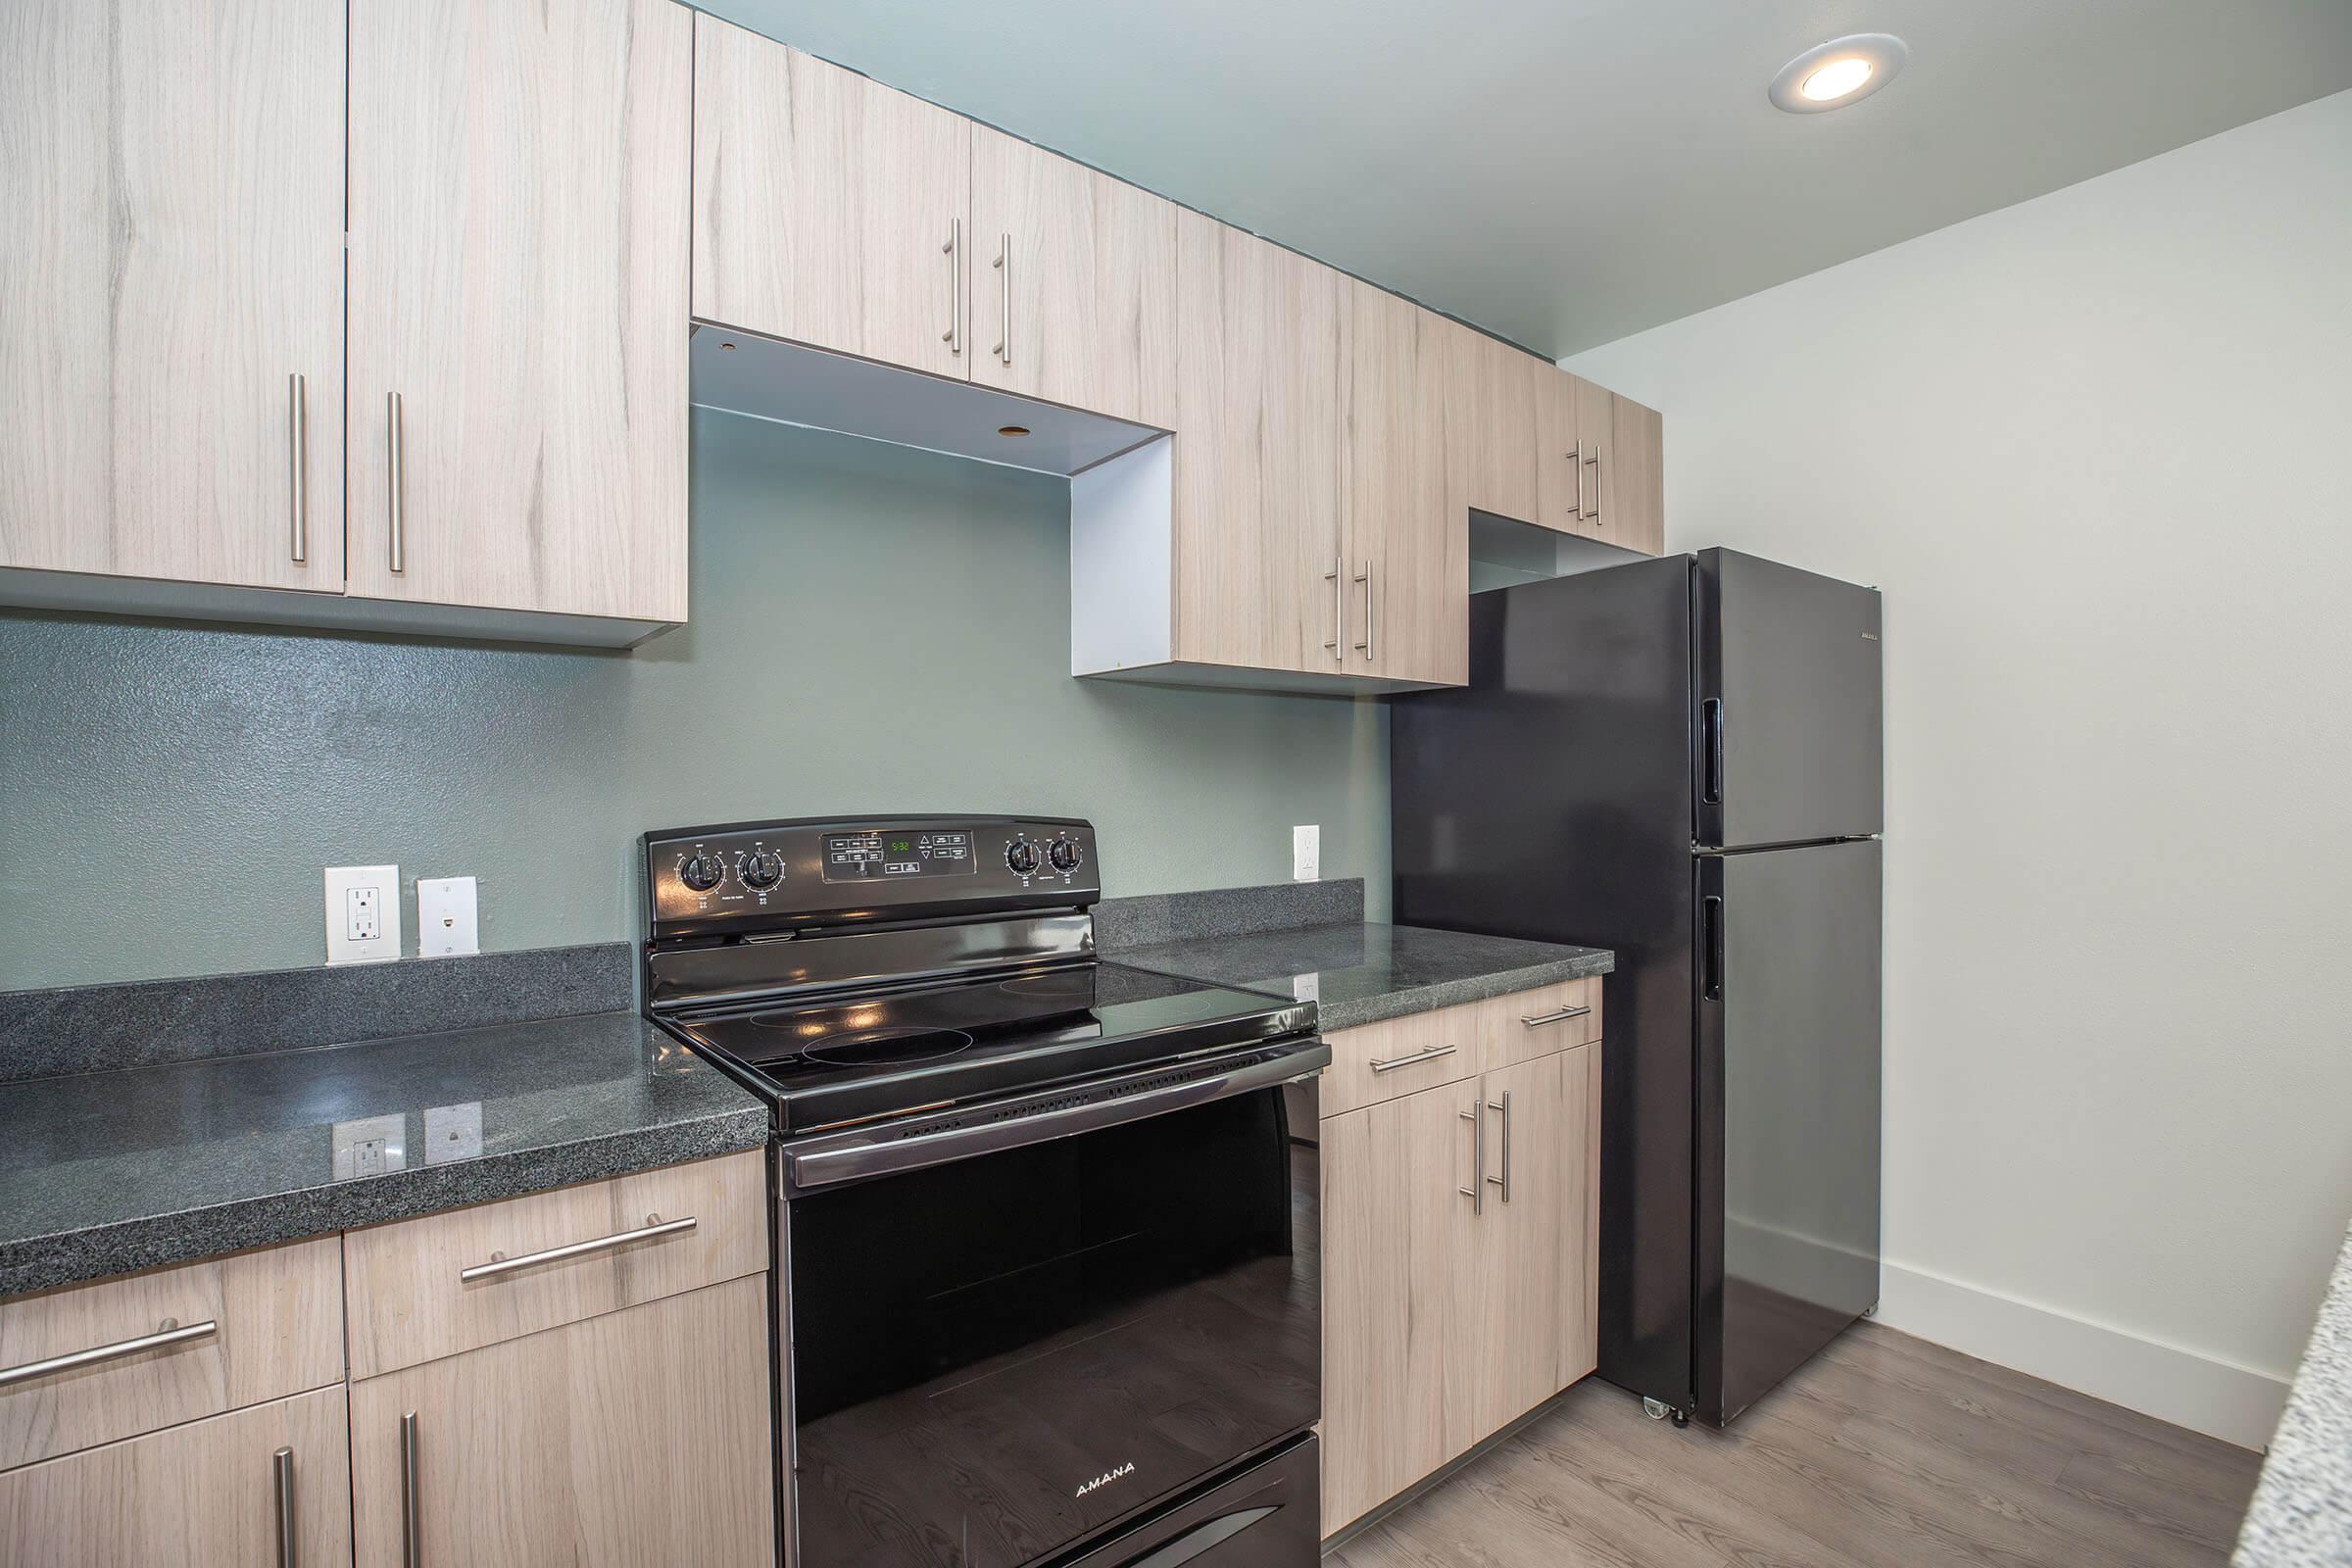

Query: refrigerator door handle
1701 895 1726 1001
1701 698 1725 807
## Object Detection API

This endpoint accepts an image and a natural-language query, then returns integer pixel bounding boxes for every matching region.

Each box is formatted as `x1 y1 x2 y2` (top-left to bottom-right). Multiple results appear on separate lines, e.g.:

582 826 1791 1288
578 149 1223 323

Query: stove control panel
821 829 976 883
643 815 1101 938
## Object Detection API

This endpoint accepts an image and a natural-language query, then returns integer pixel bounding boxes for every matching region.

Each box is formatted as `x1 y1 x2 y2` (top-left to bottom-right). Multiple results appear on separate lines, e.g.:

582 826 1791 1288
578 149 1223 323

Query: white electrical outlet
416 876 479 957
323 864 401 964
1293 824 1320 882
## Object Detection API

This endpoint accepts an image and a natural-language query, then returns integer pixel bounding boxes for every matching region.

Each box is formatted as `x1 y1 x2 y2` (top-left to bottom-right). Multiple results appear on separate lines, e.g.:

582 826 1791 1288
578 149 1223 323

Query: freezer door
1695 550 1883 850
1695 839 1882 1425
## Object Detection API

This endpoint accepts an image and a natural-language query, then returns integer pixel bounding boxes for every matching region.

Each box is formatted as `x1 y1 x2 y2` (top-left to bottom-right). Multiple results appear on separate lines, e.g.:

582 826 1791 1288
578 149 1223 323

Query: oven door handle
784 1038 1331 1193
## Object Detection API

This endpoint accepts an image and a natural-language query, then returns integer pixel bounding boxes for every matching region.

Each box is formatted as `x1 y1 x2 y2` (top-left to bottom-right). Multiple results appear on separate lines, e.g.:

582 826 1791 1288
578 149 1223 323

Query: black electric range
642 815 1327 1568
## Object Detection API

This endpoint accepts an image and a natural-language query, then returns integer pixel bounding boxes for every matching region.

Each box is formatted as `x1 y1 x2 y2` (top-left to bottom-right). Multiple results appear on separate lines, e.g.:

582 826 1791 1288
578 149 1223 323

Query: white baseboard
1875 1259 2288 1450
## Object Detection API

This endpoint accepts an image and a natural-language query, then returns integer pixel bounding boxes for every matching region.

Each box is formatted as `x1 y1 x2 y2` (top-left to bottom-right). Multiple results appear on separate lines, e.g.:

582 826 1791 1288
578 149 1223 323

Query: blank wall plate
416 876 479 957
323 864 401 964
1293 825 1320 882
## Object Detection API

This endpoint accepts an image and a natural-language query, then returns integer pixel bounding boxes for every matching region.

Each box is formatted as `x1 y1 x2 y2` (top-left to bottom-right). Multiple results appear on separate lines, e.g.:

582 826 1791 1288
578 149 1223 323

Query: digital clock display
819 829 978 883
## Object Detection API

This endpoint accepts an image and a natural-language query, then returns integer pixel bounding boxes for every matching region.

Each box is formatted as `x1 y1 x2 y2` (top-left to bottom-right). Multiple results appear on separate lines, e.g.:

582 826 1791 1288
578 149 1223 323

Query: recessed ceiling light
1770 34 1907 114
997 424 1031 438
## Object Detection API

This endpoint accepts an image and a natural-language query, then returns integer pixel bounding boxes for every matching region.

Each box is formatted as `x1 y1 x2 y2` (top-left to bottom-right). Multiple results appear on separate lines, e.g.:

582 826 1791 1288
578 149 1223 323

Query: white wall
1566 89 2352 1447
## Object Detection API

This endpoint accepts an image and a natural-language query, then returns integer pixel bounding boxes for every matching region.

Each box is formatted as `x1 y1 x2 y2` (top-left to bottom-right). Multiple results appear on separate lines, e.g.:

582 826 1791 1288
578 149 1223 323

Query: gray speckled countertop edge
1311 950 1615 1031
0 1101 768 1299
2233 1218 2352 1567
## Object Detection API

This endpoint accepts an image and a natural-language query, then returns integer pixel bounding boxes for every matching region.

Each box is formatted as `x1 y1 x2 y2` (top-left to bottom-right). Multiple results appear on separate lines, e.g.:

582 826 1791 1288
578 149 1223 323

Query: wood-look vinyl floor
1327 1323 2264 1568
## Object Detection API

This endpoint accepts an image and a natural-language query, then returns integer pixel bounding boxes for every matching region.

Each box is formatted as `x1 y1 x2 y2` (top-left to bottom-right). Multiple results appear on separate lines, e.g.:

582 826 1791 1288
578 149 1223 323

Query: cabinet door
1535 368 1586 534
346 0 691 622
351 1278 774 1568
1 0 343 592
1610 392 1666 555
969 127 1177 428
0 1386 350 1567
1340 281 1464 686
1442 322 1542 525
1171 213 1342 674
1466 1047 1600 1443
693 19 969 381
1319 1079 1483 1537
1568 372 1617 544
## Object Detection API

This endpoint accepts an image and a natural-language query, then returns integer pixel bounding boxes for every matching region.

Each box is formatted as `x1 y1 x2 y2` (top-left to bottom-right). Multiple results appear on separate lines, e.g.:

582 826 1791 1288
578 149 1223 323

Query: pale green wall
0 412 1390 991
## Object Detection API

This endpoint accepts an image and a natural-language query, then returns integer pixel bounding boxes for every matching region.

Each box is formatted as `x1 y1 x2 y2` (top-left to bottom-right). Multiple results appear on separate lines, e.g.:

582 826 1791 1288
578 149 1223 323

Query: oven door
781 1040 1326 1568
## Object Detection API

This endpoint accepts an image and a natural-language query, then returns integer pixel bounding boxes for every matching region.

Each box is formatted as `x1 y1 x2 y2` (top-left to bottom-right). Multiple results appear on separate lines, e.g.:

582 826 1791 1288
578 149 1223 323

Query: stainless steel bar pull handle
1458 1100 1485 1215
1324 558 1345 662
1352 561 1374 661
993 232 1011 365
457 1214 696 1283
1369 1042 1457 1074
1565 443 1582 523
1486 1091 1513 1202
273 1446 296 1568
386 392 406 574
0 1317 217 1389
1521 1004 1592 1029
286 373 308 564
1584 449 1601 522
400 1411 420 1568
942 220 962 355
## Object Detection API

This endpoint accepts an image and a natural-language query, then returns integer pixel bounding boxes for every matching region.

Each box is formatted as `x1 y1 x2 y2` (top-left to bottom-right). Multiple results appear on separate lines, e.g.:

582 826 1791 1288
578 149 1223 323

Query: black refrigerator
1392 548 1882 1427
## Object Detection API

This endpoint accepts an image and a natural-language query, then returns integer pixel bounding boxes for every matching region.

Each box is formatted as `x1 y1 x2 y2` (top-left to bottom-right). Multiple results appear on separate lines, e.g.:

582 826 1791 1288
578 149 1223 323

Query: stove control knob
1047 838 1083 873
1004 839 1041 875
739 850 783 890
679 854 725 893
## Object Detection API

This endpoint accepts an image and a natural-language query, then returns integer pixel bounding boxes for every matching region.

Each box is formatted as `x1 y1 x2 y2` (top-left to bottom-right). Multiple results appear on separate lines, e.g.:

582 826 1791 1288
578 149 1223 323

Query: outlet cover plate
323 865 401 964
416 876 479 957
1292 825 1319 882
331 1113 408 1178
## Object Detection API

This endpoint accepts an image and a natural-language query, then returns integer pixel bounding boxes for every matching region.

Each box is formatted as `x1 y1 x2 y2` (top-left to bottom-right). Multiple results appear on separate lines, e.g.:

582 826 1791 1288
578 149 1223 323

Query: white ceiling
699 1 2352 358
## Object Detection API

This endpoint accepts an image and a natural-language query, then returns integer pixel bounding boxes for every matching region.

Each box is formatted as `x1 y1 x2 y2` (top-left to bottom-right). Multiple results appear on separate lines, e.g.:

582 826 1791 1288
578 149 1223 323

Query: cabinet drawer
344 1150 766 1379
0 1237 342 1471
1320 1000 1482 1117
0 1384 351 1565
1480 977 1602 1073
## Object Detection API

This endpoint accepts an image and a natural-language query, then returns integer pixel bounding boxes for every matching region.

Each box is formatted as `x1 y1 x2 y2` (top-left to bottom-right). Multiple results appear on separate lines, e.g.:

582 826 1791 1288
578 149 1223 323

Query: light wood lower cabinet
0 1385 351 1568
350 1276 775 1568
1319 1011 1599 1539
0 0 345 593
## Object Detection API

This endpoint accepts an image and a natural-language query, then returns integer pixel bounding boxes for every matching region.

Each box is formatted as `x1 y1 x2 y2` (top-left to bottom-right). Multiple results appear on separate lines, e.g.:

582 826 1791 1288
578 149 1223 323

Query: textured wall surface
0 412 1390 990
1566 90 2352 1438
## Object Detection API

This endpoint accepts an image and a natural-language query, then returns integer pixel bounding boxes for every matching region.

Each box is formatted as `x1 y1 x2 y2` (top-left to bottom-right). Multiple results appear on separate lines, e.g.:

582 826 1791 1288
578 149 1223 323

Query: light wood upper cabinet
0 0 344 593
1340 280 1466 686
969 127 1178 428
350 1279 775 1568
0 1386 352 1568
1608 391 1666 555
345 0 691 623
1319 1078 1481 1538
1170 213 1344 674
1443 322 1544 526
694 18 970 381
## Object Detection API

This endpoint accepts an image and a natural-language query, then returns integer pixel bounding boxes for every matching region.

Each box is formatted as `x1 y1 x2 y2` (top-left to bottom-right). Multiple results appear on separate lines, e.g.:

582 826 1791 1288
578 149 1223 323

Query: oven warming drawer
1058 1436 1318 1568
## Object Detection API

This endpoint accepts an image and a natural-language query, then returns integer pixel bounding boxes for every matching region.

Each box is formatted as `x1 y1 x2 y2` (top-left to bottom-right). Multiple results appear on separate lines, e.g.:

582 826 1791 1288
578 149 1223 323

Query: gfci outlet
1293 824 1320 882
323 864 401 964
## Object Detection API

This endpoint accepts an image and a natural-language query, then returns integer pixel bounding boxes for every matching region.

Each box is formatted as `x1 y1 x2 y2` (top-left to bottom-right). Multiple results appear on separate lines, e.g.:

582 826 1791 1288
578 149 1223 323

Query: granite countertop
2234 1219 2352 1567
0 1011 767 1298
1113 920 1614 1032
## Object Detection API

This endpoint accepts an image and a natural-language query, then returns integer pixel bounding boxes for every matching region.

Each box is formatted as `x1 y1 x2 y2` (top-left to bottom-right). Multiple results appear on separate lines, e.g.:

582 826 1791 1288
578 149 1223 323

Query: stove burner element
996 969 1097 1001
800 1026 976 1067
